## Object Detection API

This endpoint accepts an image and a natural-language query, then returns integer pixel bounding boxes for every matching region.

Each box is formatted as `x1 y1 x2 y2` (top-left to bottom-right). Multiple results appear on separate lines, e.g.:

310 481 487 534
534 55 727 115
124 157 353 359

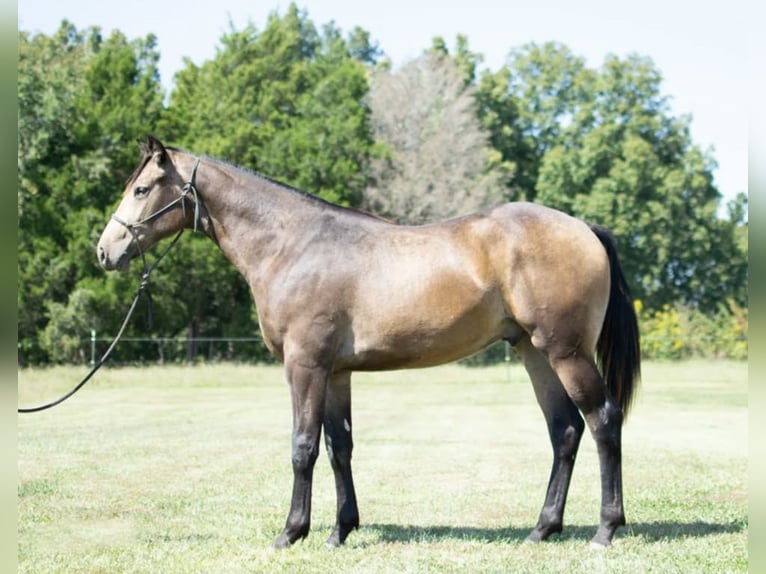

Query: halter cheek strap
182 158 201 233
112 157 202 233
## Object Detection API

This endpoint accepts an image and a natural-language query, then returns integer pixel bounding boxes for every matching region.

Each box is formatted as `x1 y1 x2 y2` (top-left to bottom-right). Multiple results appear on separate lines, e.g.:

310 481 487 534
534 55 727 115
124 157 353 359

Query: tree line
18 4 747 365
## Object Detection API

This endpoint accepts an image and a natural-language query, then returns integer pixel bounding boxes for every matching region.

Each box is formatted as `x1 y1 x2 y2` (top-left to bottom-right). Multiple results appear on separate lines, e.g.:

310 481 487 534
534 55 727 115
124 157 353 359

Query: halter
112 157 202 257
110 157 203 323
18 158 203 413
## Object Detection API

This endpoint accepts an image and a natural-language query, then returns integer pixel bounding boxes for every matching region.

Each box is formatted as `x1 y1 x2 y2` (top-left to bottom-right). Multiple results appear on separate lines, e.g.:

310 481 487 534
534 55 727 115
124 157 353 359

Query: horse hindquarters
508 218 639 547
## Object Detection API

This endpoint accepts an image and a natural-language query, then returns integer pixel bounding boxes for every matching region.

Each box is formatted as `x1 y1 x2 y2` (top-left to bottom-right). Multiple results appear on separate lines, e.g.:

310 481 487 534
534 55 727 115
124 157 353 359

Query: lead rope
17 229 184 413
18 159 201 413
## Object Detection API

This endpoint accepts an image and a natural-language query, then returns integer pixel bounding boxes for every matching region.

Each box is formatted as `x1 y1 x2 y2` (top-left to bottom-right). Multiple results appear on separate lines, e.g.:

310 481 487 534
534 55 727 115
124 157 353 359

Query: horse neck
182 153 328 284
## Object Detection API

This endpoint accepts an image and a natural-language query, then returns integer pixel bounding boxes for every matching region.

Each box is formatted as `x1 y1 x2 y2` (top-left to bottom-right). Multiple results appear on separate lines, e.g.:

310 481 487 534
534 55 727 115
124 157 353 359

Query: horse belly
338 282 514 371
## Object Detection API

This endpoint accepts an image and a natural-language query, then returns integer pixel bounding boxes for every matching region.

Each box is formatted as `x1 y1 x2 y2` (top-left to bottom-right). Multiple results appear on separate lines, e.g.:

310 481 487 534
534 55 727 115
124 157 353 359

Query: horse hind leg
323 371 360 547
515 337 585 542
547 349 626 547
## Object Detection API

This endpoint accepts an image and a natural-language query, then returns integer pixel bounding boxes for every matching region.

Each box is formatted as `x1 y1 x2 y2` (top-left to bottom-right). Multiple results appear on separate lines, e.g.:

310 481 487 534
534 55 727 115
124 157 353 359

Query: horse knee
292 432 320 472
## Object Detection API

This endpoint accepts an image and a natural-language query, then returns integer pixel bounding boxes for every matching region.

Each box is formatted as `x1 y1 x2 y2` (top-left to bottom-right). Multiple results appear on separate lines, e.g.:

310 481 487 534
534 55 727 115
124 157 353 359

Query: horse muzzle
97 242 133 271
97 221 136 271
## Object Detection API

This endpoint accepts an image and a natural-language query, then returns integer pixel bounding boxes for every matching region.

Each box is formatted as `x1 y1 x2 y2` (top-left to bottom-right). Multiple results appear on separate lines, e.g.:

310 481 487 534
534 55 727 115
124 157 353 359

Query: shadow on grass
361 520 747 545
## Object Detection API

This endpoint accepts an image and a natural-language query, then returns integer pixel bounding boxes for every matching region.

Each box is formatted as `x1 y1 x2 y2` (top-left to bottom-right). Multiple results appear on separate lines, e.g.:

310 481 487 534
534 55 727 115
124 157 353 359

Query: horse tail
590 225 641 421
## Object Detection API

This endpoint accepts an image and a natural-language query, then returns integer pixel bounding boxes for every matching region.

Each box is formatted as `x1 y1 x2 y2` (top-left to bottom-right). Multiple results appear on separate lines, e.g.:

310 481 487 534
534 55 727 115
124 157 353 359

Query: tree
18 22 746 364
19 8 379 364
362 52 505 224
163 3 376 205
478 43 747 312
18 22 165 363
158 5 379 359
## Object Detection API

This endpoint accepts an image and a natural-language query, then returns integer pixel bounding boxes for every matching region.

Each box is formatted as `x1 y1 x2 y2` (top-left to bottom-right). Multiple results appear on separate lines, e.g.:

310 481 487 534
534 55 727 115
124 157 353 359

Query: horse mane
129 138 390 223
196 153 392 223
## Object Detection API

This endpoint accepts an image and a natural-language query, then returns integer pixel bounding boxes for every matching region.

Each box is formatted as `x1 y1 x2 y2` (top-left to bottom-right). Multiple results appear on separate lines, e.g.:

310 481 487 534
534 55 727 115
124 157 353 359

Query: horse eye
134 186 150 197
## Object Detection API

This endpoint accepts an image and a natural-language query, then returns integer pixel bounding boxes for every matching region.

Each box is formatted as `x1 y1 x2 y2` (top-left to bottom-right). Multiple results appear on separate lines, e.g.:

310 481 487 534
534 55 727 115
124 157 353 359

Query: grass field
18 361 747 573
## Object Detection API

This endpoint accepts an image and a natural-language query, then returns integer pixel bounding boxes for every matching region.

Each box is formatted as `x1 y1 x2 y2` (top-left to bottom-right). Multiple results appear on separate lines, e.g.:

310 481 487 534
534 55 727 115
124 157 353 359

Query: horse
97 135 640 549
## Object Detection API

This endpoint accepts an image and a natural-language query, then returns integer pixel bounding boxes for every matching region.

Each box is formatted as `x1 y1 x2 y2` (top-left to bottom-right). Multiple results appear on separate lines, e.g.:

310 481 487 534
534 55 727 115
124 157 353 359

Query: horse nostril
98 245 107 266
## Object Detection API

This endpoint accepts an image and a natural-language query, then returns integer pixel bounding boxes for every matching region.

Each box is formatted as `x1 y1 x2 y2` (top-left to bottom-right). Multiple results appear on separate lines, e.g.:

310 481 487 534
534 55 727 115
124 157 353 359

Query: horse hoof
525 523 560 543
273 532 297 549
273 537 291 550
325 533 342 549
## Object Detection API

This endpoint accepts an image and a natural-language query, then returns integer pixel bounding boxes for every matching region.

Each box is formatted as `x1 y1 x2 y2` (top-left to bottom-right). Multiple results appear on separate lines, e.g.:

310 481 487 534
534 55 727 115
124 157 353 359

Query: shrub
636 299 747 360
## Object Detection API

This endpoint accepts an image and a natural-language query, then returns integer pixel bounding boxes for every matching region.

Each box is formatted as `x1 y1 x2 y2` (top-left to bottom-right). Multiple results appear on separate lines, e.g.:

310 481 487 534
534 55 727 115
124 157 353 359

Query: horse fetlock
274 522 310 549
528 510 563 542
590 508 625 548
326 520 359 548
590 525 618 548
526 522 562 543
601 505 626 528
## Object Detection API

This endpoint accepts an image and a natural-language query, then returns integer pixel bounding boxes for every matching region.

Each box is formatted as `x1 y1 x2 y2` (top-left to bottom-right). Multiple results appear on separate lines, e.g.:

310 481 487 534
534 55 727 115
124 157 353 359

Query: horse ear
146 134 167 166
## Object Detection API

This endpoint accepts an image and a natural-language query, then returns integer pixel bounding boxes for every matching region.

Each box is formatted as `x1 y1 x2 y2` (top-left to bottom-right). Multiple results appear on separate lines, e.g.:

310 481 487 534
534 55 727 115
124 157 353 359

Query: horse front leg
273 361 328 548
323 371 359 547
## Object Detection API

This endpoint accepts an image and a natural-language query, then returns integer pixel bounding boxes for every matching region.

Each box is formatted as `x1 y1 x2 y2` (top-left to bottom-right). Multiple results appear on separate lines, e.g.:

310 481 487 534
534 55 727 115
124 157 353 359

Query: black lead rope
18 280 146 414
18 229 185 414
18 159 201 414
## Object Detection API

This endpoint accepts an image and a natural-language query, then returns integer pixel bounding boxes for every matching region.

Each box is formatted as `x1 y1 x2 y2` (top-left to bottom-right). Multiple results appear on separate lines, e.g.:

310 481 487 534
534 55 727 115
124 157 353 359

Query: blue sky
19 0 751 208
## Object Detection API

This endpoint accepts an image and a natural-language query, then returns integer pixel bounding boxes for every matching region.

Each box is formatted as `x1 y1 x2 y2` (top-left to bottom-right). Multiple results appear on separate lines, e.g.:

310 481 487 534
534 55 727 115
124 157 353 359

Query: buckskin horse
96 136 640 549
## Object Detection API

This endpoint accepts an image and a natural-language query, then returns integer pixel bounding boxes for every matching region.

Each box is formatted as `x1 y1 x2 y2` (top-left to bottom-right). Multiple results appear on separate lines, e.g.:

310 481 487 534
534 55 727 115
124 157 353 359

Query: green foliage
18 22 165 364
39 288 96 363
17 14 747 366
637 299 748 360
17 7 377 365
163 4 375 205
477 43 747 313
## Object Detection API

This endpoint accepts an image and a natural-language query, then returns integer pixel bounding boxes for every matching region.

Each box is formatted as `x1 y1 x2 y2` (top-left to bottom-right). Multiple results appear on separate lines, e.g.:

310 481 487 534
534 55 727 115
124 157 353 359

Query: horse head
97 135 196 271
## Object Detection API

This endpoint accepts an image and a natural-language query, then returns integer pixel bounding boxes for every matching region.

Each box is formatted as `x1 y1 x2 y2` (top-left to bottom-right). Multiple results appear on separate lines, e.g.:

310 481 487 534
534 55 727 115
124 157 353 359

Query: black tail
590 225 641 421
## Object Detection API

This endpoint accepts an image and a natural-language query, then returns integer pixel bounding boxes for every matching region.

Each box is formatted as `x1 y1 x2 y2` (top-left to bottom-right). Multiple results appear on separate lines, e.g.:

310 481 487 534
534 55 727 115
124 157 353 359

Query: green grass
18 361 747 573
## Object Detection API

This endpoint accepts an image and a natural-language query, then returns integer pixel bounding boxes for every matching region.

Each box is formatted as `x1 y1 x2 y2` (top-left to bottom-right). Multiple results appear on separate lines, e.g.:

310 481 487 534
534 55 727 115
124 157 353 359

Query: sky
18 0 753 208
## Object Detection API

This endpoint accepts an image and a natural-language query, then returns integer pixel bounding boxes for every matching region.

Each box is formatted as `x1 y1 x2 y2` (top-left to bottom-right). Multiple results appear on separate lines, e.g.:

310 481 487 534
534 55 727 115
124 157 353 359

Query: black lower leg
324 373 359 547
589 399 625 547
519 338 586 543
274 363 326 549
528 407 584 542
274 430 321 548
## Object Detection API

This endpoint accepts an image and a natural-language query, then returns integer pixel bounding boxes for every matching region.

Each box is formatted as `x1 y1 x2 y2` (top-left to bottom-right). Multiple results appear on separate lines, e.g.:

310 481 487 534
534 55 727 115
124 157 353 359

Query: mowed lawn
18 361 747 573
